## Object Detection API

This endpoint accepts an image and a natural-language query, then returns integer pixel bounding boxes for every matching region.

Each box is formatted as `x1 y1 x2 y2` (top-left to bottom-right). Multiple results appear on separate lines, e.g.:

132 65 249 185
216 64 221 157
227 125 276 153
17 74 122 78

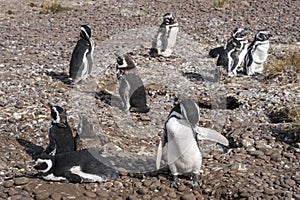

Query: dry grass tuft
40 0 64 14
265 52 300 76
212 0 228 10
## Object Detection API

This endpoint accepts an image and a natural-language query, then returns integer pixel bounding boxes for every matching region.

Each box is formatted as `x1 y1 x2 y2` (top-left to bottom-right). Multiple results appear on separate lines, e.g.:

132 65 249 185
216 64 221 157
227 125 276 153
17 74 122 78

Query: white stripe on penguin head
52 106 60 123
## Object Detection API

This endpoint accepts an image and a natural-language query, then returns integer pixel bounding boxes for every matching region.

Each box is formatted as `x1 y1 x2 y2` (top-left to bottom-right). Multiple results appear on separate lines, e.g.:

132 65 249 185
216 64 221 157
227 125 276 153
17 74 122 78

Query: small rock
177 184 187 192
271 153 281 162
8 195 23 200
14 177 29 185
284 178 296 186
96 189 109 198
35 191 50 200
142 180 152 187
168 191 177 198
84 191 97 198
180 193 196 200
3 180 14 188
137 187 148 195
242 138 254 147
50 193 62 200
127 195 138 200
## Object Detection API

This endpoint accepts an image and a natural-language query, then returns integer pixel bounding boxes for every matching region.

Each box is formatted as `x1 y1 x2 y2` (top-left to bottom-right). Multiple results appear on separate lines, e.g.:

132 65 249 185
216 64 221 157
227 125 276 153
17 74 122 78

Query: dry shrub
265 51 300 76
212 0 228 10
40 0 64 14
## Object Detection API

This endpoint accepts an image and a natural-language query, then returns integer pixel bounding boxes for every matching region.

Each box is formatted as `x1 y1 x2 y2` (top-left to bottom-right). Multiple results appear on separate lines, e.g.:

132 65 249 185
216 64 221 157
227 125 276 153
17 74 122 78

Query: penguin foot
170 175 181 188
191 173 201 189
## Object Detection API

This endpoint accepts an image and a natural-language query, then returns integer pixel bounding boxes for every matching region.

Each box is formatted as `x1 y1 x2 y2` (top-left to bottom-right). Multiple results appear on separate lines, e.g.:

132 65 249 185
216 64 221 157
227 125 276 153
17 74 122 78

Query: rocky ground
0 0 299 199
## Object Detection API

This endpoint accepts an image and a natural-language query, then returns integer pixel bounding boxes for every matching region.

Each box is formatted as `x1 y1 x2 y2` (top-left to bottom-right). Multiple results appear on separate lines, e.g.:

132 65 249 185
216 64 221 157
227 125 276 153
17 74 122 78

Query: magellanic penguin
69 25 94 84
115 54 150 113
156 99 229 188
150 13 179 57
45 103 75 155
209 28 249 76
33 149 119 183
244 30 272 75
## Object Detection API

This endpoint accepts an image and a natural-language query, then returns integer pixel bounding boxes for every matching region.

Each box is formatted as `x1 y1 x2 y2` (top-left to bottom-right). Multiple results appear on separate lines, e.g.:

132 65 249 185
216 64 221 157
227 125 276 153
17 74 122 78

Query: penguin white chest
166 118 202 174
252 43 269 63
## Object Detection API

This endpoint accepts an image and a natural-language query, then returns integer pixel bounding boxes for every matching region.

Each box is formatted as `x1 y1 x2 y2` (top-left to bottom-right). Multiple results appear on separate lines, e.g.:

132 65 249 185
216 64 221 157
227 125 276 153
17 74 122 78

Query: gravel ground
0 0 299 199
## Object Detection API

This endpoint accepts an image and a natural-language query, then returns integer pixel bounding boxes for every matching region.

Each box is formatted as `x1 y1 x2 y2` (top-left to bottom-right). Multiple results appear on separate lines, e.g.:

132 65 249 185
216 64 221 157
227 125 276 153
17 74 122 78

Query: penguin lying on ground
45 103 75 155
150 13 179 57
156 99 229 188
33 149 119 183
244 30 272 75
115 54 150 113
209 28 249 76
69 25 94 84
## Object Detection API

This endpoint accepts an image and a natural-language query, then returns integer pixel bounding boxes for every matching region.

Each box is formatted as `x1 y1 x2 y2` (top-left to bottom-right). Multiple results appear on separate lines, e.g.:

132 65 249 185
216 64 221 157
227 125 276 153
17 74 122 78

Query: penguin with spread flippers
156 99 229 188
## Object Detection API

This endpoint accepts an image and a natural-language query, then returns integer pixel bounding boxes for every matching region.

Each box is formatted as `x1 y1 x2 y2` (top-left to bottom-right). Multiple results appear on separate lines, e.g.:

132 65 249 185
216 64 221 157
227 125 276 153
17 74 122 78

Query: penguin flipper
156 139 163 170
209 46 224 58
156 128 168 170
195 126 229 146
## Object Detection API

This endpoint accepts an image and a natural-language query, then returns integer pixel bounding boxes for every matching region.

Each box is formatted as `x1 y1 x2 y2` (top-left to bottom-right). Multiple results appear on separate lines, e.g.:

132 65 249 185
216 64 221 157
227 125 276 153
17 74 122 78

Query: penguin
244 30 272 75
33 149 119 183
45 103 75 155
209 28 249 76
115 54 150 113
150 13 179 57
156 99 229 188
69 25 94 84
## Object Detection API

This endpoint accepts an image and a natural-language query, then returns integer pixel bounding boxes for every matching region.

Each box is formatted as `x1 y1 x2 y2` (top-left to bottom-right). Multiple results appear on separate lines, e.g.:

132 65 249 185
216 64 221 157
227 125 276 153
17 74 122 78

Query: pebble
137 187 148 195
168 191 177 198
142 180 152 187
180 193 196 200
14 177 29 185
3 180 14 188
84 191 97 198
35 191 50 200
50 193 62 200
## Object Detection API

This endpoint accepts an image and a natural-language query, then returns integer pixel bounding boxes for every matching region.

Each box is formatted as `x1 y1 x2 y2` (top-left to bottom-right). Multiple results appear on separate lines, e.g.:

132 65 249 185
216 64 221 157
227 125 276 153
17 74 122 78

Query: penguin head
80 25 92 40
33 153 54 174
115 54 136 79
255 30 272 41
232 27 248 41
163 13 175 25
180 99 200 127
48 103 68 127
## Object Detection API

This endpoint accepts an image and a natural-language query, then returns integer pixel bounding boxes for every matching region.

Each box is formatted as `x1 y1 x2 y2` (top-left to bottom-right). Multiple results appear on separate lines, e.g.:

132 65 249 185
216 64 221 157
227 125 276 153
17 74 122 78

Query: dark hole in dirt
198 96 241 110
226 96 241 110
182 72 204 82
267 108 293 124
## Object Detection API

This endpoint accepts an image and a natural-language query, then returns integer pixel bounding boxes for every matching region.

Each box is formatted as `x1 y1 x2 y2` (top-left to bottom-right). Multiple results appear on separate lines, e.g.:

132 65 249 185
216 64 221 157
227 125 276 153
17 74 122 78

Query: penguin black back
45 103 75 155
69 25 94 84
34 150 119 183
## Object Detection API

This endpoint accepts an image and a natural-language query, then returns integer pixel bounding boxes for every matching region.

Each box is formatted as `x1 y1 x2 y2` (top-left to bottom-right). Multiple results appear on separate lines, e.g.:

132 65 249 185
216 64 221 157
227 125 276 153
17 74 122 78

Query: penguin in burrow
33 149 119 183
156 99 229 188
115 53 150 113
150 13 179 57
69 25 94 84
244 30 272 75
45 103 76 155
209 27 249 76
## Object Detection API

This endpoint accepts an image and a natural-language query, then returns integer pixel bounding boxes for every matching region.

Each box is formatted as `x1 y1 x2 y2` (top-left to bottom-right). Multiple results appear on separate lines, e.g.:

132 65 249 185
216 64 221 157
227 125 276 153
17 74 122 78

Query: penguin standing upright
69 25 94 84
156 99 229 188
150 13 179 57
115 54 150 113
244 30 272 75
45 103 75 155
209 28 249 76
33 149 119 183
